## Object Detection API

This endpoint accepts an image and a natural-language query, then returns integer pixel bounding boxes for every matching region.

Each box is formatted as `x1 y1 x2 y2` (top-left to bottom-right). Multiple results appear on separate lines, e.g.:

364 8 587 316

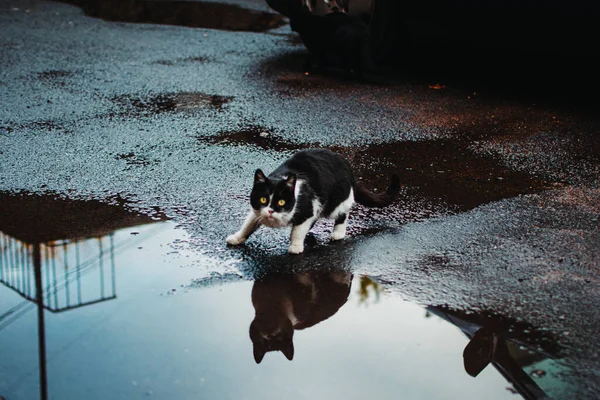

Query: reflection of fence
0 232 116 313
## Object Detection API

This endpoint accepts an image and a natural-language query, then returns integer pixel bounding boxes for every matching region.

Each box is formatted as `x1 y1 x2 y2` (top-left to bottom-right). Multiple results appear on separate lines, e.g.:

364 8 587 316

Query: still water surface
0 194 571 400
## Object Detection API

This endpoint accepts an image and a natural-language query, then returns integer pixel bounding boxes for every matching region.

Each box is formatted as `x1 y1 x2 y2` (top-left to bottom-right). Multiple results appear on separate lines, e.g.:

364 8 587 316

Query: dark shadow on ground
368 0 600 110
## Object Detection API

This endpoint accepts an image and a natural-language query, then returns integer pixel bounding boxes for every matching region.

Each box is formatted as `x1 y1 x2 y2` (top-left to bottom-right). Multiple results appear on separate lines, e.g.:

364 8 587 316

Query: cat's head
250 169 297 228
249 316 295 364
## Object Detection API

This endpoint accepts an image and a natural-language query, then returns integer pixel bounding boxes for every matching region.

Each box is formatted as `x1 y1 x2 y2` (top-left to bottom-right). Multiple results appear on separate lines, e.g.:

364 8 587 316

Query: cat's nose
268 209 274 215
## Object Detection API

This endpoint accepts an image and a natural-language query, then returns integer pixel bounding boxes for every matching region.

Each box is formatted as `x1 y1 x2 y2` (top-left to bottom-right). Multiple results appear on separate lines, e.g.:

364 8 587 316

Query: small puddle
197 125 298 152
0 192 582 399
348 140 551 210
111 92 233 117
58 0 287 32
0 204 578 400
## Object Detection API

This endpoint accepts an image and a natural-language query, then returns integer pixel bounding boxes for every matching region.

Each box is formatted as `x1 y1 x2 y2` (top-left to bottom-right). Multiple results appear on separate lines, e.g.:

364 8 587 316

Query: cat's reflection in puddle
249 270 352 363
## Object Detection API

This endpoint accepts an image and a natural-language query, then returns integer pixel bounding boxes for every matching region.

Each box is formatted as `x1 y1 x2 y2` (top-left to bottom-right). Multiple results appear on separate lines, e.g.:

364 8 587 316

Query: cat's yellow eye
277 199 286 207
260 197 268 204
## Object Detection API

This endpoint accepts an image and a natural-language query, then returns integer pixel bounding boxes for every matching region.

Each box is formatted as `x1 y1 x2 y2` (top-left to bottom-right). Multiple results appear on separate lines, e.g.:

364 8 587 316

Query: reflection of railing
0 232 116 315
0 191 166 400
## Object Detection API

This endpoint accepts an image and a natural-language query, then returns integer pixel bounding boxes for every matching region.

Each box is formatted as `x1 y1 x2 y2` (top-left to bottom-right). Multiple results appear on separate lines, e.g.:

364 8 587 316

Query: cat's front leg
226 211 261 246
288 217 317 254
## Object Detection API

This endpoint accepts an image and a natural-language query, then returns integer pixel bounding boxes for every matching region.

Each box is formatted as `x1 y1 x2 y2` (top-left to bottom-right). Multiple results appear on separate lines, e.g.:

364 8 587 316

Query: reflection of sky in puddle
0 221 571 400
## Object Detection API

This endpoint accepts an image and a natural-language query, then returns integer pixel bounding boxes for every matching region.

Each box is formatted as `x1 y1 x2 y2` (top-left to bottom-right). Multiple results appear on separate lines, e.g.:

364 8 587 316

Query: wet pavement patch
348 139 552 210
152 60 176 66
197 125 301 152
36 70 73 85
6 120 71 134
474 127 600 186
183 56 211 63
0 125 15 134
111 92 233 117
257 52 400 94
258 52 373 92
58 0 287 32
275 75 364 96
152 56 212 66
197 128 552 211
114 151 159 167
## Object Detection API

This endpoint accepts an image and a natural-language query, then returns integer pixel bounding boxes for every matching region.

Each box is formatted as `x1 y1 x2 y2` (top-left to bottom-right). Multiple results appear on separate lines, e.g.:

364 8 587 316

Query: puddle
58 0 287 32
0 192 581 399
111 92 233 117
0 207 577 400
198 128 551 211
197 125 299 152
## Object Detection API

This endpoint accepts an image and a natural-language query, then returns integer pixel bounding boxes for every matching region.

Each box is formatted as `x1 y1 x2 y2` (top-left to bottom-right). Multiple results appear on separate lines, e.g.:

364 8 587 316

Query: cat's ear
285 174 296 189
254 169 266 184
463 328 494 377
253 343 266 364
281 340 294 361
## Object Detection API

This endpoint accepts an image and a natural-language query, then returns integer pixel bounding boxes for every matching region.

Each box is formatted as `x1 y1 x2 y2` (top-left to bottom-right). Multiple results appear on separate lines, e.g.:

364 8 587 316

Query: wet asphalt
1 0 599 397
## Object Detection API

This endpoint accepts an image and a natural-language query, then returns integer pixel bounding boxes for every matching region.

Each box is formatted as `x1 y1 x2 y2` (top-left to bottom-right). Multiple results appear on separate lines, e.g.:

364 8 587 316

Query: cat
249 270 353 363
226 148 399 254
289 11 378 79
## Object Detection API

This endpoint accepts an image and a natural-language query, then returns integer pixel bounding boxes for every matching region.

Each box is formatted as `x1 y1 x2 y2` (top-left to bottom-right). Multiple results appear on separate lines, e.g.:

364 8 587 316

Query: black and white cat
226 149 399 254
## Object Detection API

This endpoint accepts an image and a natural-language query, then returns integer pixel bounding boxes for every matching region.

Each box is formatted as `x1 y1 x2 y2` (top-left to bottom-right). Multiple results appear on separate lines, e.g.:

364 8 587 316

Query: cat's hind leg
330 188 354 241
330 213 348 241
226 211 261 246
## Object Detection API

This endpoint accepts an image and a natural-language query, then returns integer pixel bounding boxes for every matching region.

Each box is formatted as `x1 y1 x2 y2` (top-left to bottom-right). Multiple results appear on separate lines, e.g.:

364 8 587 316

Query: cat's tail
353 174 400 208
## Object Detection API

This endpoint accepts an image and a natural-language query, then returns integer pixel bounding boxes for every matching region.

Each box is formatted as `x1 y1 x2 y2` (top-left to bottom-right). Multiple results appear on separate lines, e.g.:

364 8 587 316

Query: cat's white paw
226 233 245 246
330 230 346 241
288 243 304 254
